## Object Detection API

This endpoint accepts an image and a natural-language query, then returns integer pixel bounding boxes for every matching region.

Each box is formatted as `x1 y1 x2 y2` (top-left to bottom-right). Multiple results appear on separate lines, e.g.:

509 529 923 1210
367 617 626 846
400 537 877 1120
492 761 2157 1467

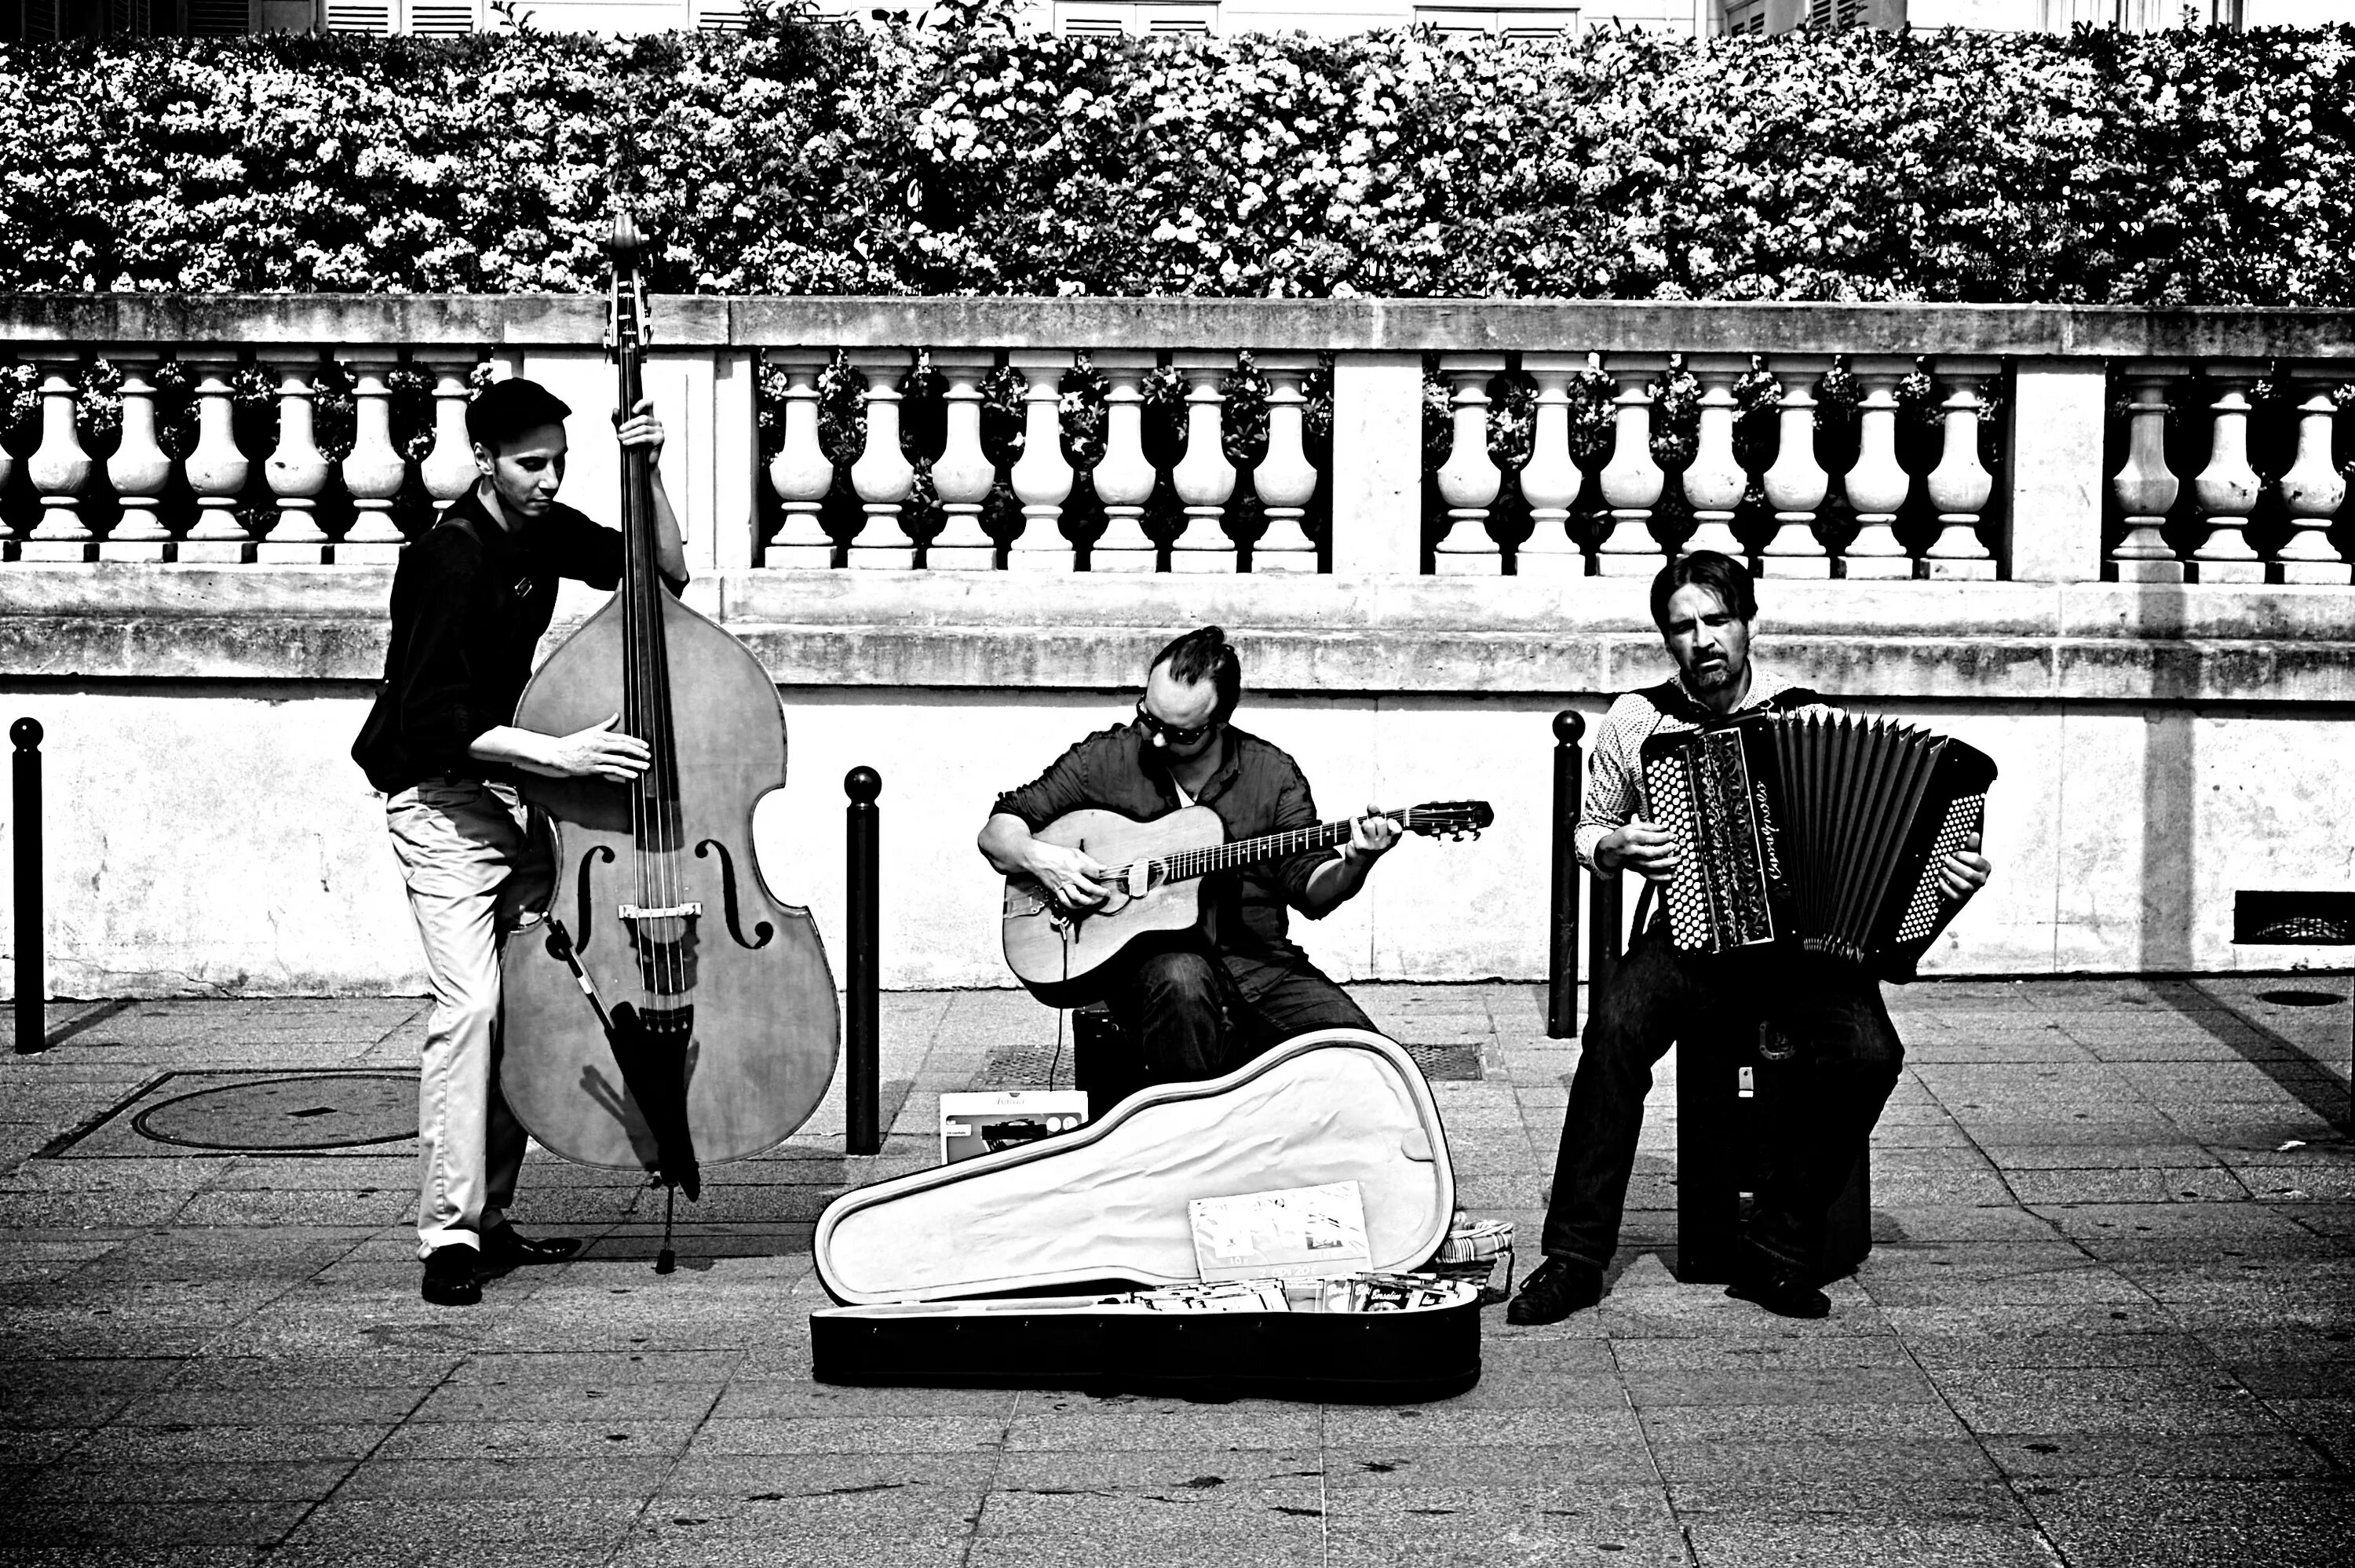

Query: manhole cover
1404 1041 1484 1081
2256 990 2346 1008
132 1073 418 1151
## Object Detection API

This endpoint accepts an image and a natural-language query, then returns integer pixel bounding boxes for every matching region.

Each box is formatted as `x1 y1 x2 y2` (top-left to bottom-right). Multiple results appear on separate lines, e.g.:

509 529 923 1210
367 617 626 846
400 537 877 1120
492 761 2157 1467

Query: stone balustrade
4 297 2348 585
4 297 2353 995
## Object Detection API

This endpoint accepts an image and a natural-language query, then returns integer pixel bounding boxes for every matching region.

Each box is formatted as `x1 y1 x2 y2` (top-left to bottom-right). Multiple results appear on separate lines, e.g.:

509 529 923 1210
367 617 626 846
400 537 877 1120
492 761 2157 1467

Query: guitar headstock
1401 800 1494 841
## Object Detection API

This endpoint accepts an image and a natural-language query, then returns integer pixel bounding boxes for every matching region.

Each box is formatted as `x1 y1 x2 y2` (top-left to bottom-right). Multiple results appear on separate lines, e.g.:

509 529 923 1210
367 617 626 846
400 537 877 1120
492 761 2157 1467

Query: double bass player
353 377 688 1307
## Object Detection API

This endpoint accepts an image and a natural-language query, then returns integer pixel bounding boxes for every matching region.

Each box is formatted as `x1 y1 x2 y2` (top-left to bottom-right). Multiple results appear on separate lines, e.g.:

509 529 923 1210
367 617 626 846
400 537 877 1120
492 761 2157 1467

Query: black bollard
12 718 42 1056
844 766 882 1156
1546 711 1585 1039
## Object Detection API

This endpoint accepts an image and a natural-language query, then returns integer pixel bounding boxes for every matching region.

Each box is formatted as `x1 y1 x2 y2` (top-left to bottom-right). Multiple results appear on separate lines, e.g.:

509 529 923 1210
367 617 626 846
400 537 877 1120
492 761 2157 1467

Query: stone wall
2 568 2348 995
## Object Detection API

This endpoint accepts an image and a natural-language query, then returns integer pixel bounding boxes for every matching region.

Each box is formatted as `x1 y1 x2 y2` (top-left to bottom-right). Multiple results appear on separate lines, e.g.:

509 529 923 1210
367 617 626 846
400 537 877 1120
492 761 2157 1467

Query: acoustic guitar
1002 800 1493 1005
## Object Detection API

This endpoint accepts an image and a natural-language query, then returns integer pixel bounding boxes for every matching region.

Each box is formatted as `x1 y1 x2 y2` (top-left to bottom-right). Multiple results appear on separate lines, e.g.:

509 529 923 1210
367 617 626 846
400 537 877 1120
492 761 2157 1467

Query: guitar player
977 625 1400 1088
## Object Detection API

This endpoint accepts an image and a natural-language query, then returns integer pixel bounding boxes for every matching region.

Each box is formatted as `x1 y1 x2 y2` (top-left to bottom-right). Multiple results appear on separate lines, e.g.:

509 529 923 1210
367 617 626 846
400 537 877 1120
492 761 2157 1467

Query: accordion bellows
1640 713 1997 981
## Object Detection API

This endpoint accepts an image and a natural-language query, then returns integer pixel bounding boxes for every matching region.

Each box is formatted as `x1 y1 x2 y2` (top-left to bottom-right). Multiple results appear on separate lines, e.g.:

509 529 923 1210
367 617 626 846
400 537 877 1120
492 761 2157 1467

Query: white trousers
386 779 553 1259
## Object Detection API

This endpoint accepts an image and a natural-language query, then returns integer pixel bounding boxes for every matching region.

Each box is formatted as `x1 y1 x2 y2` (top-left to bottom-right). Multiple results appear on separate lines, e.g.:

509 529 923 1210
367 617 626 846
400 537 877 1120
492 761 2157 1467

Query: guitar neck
1158 816 1374 885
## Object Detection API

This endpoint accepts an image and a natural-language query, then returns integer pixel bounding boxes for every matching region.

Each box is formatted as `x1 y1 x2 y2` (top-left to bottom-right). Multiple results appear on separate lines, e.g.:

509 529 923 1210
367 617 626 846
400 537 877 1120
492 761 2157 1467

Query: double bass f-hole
572 844 616 954
693 838 773 950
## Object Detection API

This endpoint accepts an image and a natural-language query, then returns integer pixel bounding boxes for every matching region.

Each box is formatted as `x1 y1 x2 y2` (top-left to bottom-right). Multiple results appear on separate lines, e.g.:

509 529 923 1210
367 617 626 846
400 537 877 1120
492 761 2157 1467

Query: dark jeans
1103 944 1375 1088
1539 924 1904 1273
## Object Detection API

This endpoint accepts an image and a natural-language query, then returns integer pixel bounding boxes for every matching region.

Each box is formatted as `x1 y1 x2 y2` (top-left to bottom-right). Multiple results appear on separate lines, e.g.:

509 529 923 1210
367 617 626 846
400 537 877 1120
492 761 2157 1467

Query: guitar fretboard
1157 818 1389 884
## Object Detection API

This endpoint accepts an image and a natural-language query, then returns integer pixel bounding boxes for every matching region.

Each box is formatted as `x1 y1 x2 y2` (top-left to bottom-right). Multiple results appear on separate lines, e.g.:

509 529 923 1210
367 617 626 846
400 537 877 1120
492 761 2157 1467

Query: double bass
497 202 838 1202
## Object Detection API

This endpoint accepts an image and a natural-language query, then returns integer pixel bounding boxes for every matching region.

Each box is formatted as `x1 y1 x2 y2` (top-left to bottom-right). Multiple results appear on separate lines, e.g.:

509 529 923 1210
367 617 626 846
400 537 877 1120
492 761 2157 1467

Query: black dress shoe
1505 1258 1605 1325
480 1223 582 1267
1725 1249 1831 1319
421 1244 481 1307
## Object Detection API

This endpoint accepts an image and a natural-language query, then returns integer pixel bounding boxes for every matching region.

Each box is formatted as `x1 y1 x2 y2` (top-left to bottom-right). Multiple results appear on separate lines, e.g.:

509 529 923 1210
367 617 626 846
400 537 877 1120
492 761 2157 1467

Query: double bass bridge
619 902 703 921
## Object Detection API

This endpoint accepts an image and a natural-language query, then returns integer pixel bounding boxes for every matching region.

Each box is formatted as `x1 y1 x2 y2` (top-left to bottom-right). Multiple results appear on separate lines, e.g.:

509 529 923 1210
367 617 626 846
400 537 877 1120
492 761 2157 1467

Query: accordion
1639 714 1996 981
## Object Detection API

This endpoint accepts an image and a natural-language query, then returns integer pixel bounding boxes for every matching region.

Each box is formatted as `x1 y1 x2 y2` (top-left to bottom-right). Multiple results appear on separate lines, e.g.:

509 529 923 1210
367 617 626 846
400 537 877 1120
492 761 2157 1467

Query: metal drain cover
132 1072 417 1152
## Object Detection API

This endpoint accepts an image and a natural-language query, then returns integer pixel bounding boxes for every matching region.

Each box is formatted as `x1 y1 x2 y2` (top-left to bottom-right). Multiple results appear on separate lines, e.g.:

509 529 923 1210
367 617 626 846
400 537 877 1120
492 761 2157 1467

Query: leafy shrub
0 17 2348 304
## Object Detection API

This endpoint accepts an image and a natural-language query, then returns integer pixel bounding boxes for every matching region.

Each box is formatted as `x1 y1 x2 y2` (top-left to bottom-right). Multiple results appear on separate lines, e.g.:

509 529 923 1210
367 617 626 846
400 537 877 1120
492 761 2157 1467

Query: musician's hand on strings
1342 804 1401 868
1601 821 1682 884
1027 841 1116 910
1937 832 1992 901
543 715 652 783
613 397 666 463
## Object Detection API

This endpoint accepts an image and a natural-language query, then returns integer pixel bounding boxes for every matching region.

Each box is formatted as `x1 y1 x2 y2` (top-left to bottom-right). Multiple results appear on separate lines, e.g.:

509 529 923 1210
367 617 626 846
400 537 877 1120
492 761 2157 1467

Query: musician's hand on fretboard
1937 832 1992 902
1342 804 1403 866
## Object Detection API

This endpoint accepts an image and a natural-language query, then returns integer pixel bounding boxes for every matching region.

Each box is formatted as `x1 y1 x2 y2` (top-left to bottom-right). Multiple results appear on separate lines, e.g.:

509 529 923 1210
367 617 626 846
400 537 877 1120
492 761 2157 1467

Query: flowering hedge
1 16 2350 303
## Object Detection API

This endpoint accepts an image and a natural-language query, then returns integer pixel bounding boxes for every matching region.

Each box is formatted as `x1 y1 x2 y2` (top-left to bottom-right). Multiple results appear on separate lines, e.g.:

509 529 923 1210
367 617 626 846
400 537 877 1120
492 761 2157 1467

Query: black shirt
991 723 1331 965
352 489 623 795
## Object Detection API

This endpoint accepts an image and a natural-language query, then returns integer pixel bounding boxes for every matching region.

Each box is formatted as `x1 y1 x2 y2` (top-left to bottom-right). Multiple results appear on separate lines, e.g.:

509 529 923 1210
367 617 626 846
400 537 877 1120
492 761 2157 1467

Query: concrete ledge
2 569 2352 703
4 295 2353 358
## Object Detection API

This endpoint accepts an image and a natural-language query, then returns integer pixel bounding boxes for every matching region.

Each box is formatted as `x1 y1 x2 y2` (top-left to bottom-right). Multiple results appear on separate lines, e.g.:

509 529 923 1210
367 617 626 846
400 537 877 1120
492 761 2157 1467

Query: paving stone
1667 1475 2032 1525
17 1457 357 1503
976 1483 1325 1533
2021 1477 2355 1568
1683 1519 2059 1568
1621 1365 1941 1407
1326 1513 1691 1568
276 1497 652 1553
689 1414 1010 1456
333 1455 674 1501
969 1527 1327 1568
404 1380 721 1424
1984 1432 2336 1479
1321 1442 1658 1491
2 1500 310 1548
660 1449 1002 1498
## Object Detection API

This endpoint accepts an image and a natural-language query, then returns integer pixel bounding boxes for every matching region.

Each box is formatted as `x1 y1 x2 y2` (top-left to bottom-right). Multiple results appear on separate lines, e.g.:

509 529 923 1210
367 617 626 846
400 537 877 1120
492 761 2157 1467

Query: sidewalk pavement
1 977 2350 1568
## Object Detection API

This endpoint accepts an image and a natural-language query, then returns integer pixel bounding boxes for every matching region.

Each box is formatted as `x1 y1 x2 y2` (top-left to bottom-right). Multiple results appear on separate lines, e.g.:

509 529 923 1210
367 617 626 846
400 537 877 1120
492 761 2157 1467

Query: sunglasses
1135 702 1219 749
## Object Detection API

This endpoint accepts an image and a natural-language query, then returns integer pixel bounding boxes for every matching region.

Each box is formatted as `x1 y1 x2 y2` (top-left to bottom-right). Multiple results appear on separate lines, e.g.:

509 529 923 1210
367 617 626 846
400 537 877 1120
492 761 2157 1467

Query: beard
1686 655 1739 689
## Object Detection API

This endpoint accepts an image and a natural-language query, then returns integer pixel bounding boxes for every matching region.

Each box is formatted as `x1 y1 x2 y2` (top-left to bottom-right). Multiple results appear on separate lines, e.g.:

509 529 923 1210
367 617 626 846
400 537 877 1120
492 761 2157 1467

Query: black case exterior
812 1293 1481 1402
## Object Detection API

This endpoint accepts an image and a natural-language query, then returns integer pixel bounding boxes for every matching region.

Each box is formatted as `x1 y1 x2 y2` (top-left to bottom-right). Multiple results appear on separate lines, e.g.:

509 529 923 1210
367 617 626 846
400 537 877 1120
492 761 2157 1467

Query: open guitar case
810 1029 1482 1402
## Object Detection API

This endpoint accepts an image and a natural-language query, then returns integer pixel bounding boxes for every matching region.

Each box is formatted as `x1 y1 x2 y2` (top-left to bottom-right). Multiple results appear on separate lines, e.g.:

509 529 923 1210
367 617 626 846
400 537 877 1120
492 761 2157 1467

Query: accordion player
1639 713 1997 982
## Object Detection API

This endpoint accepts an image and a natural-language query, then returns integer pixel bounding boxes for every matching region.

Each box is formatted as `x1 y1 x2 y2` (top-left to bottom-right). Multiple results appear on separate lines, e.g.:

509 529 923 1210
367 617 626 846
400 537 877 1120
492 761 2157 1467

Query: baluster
418 360 478 515
1922 366 1998 580
845 352 917 569
1006 350 1075 571
1169 359 1237 574
1759 360 1830 578
1432 357 1502 576
1251 354 1319 572
2276 375 2350 585
1681 356 1747 559
1089 352 1159 572
926 352 998 570
1596 363 1665 578
763 352 836 569
256 355 332 564
20 362 95 561
1842 363 1913 578
2109 370 2183 584
98 359 173 562
178 355 252 563
1516 356 1582 577
2191 365 2265 583
338 359 411 564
